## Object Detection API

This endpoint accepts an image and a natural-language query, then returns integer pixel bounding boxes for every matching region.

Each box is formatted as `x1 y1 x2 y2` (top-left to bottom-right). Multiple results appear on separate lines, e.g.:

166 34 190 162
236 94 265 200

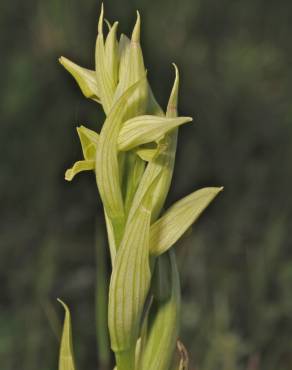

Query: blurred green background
1 0 292 369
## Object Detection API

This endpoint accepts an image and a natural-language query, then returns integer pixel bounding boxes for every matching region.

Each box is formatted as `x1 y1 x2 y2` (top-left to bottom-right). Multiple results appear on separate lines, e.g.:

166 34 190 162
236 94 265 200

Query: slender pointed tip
98 3 104 34
57 298 66 308
167 64 180 115
57 299 71 315
112 21 119 32
172 62 179 75
104 18 111 30
132 10 141 42
172 63 179 83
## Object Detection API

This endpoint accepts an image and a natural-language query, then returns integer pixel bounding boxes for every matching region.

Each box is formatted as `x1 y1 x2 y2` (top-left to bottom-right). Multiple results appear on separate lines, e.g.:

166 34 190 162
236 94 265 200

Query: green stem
115 348 136 370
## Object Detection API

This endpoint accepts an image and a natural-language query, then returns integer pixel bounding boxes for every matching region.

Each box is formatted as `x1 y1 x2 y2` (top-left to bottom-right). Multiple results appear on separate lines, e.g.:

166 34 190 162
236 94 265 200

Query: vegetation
58 5 221 370
1 1 292 369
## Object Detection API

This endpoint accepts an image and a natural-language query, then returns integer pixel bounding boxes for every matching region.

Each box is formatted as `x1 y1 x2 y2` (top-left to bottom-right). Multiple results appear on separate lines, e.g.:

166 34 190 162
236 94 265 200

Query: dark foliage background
1 0 292 369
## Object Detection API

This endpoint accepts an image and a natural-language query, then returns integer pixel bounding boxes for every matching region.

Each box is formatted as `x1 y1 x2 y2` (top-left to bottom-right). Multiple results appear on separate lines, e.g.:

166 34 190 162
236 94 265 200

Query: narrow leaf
58 299 76 370
59 56 100 102
150 187 223 256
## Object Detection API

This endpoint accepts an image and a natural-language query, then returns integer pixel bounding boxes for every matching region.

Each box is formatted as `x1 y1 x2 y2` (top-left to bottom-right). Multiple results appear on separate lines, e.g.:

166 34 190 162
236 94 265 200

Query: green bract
58 4 222 370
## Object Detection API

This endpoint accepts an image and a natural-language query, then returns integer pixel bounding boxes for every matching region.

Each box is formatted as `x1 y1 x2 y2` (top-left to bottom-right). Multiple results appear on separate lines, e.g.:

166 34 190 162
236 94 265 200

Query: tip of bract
57 298 69 313
167 64 180 115
131 10 141 42
98 3 104 34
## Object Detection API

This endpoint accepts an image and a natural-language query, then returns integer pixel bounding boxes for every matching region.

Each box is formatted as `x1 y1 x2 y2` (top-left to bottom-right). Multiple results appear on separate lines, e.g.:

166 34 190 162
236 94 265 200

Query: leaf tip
98 3 105 34
132 10 141 43
167 64 180 115
57 298 69 313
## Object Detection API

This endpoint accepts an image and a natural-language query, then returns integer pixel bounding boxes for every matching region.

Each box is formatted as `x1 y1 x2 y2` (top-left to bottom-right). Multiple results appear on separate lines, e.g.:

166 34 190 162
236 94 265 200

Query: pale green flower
58 5 223 370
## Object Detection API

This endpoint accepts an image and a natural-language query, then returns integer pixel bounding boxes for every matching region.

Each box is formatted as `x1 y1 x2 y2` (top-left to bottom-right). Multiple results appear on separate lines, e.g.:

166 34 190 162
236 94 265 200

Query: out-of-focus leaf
59 56 100 102
118 115 192 151
169 341 189 370
58 299 76 370
150 187 223 256
95 220 111 369
135 295 154 370
141 250 181 370
176 341 189 370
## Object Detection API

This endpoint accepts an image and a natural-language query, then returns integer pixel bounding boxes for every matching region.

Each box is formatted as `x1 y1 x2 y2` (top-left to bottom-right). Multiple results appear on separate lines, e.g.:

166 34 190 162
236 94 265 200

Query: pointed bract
150 187 223 256
58 299 76 370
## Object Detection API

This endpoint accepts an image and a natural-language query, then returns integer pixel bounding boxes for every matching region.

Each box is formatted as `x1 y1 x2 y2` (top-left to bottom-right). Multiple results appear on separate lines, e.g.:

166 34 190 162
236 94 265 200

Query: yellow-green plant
58 5 222 370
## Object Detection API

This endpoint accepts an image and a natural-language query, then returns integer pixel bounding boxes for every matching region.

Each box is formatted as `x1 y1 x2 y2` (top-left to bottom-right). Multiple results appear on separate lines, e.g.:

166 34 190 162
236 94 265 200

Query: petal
59 56 100 102
118 115 192 151
65 160 95 181
76 125 99 160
